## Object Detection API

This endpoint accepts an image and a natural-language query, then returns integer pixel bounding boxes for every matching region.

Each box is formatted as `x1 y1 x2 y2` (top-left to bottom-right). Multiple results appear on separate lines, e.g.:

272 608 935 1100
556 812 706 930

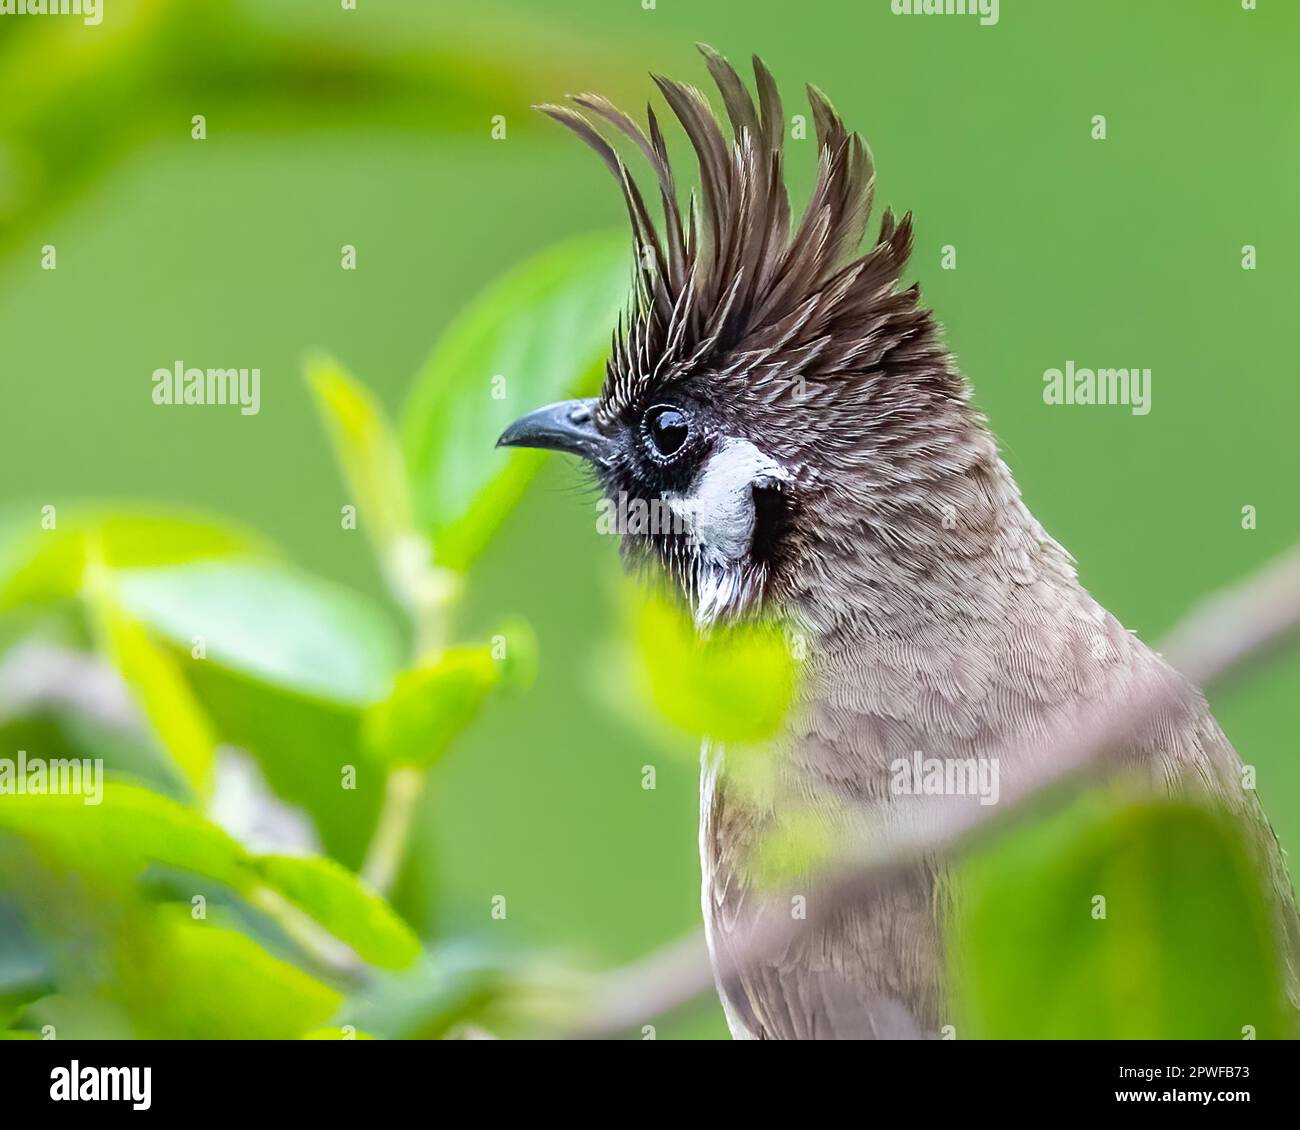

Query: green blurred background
1 0 1296 1039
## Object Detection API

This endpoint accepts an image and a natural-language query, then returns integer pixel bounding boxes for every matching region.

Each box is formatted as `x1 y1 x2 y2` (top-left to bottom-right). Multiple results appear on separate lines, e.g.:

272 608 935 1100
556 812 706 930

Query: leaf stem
249 885 361 975
360 765 426 896
385 533 462 661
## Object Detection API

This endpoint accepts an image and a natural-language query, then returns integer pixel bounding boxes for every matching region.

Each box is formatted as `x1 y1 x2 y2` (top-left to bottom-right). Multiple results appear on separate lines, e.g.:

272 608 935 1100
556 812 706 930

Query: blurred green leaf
633 588 798 746
119 911 342 1040
0 783 419 977
252 854 420 970
0 899 54 1029
749 806 842 889
952 799 1292 1039
493 617 540 694
305 353 416 564
0 783 248 889
173 663 381 870
345 948 511 1040
0 504 267 615
302 1026 376 1040
402 231 629 570
0 0 629 252
4 848 342 1038
86 569 218 796
116 560 403 707
363 645 501 770
0 696 186 803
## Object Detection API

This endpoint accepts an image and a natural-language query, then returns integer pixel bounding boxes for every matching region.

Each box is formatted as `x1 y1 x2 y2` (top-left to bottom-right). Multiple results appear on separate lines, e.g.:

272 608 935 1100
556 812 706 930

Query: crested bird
497 47 1299 1039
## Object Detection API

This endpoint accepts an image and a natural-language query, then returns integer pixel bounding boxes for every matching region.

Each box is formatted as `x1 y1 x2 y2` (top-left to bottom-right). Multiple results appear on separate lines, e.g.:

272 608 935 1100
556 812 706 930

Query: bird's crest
538 45 920 426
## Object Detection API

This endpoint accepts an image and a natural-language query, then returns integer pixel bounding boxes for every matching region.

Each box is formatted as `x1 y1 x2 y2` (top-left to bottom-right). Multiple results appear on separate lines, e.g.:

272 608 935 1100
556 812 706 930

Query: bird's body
699 432 1295 1038
499 47 1299 1038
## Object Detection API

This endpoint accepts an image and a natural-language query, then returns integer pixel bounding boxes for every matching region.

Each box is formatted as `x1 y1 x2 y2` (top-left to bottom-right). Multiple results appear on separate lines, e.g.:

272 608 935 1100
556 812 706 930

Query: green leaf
304 353 416 563
0 0 632 256
345 948 510 1040
86 570 218 795
170 663 381 869
0 900 54 1028
116 560 403 707
748 805 841 888
121 911 342 1040
0 782 248 890
252 854 420 970
951 798 1293 1039
363 645 502 769
3 873 335 1038
402 231 630 570
0 504 268 614
632 588 798 746
493 618 540 694
0 783 418 976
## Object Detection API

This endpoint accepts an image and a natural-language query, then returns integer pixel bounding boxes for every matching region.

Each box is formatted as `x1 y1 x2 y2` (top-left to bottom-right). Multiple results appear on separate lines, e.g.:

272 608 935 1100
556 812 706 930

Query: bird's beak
496 398 609 464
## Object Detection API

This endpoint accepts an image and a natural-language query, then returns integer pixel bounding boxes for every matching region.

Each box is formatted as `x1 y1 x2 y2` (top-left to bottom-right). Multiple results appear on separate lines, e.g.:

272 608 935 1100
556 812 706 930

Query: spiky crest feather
537 45 928 428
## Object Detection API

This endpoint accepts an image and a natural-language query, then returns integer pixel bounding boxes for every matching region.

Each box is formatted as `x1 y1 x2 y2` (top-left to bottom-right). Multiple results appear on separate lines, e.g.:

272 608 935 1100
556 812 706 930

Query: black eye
644 404 689 459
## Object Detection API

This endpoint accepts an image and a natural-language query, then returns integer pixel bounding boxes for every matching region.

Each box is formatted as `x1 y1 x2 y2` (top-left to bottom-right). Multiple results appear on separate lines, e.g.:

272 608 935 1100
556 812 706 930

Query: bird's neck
763 420 1103 796
786 415 1081 659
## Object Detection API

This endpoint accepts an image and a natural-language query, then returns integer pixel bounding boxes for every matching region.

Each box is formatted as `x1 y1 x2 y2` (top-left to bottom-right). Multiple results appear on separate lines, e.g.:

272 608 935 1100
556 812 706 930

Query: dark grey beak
496 398 608 464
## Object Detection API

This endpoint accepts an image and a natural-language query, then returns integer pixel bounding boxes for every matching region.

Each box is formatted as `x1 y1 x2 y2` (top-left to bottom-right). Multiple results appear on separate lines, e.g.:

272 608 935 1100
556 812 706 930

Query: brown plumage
504 46 1300 1038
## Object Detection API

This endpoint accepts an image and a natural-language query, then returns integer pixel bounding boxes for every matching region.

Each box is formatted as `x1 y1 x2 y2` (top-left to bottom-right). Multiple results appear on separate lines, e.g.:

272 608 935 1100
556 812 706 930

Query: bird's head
499 47 965 628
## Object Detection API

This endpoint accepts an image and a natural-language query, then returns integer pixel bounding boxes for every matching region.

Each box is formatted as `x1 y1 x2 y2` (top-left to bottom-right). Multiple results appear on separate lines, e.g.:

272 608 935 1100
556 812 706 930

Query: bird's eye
643 404 690 459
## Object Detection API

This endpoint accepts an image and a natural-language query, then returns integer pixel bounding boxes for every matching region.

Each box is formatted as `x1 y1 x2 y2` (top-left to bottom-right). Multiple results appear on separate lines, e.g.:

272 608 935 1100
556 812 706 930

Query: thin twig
360 765 426 895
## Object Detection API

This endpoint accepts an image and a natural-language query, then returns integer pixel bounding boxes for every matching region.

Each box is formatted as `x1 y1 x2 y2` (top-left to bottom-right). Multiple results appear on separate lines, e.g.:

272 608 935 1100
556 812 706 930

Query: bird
497 46 1299 1039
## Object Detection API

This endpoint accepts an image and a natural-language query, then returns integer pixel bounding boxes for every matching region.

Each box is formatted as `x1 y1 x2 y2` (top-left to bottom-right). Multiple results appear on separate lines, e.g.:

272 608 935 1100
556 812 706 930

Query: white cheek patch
664 437 787 562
